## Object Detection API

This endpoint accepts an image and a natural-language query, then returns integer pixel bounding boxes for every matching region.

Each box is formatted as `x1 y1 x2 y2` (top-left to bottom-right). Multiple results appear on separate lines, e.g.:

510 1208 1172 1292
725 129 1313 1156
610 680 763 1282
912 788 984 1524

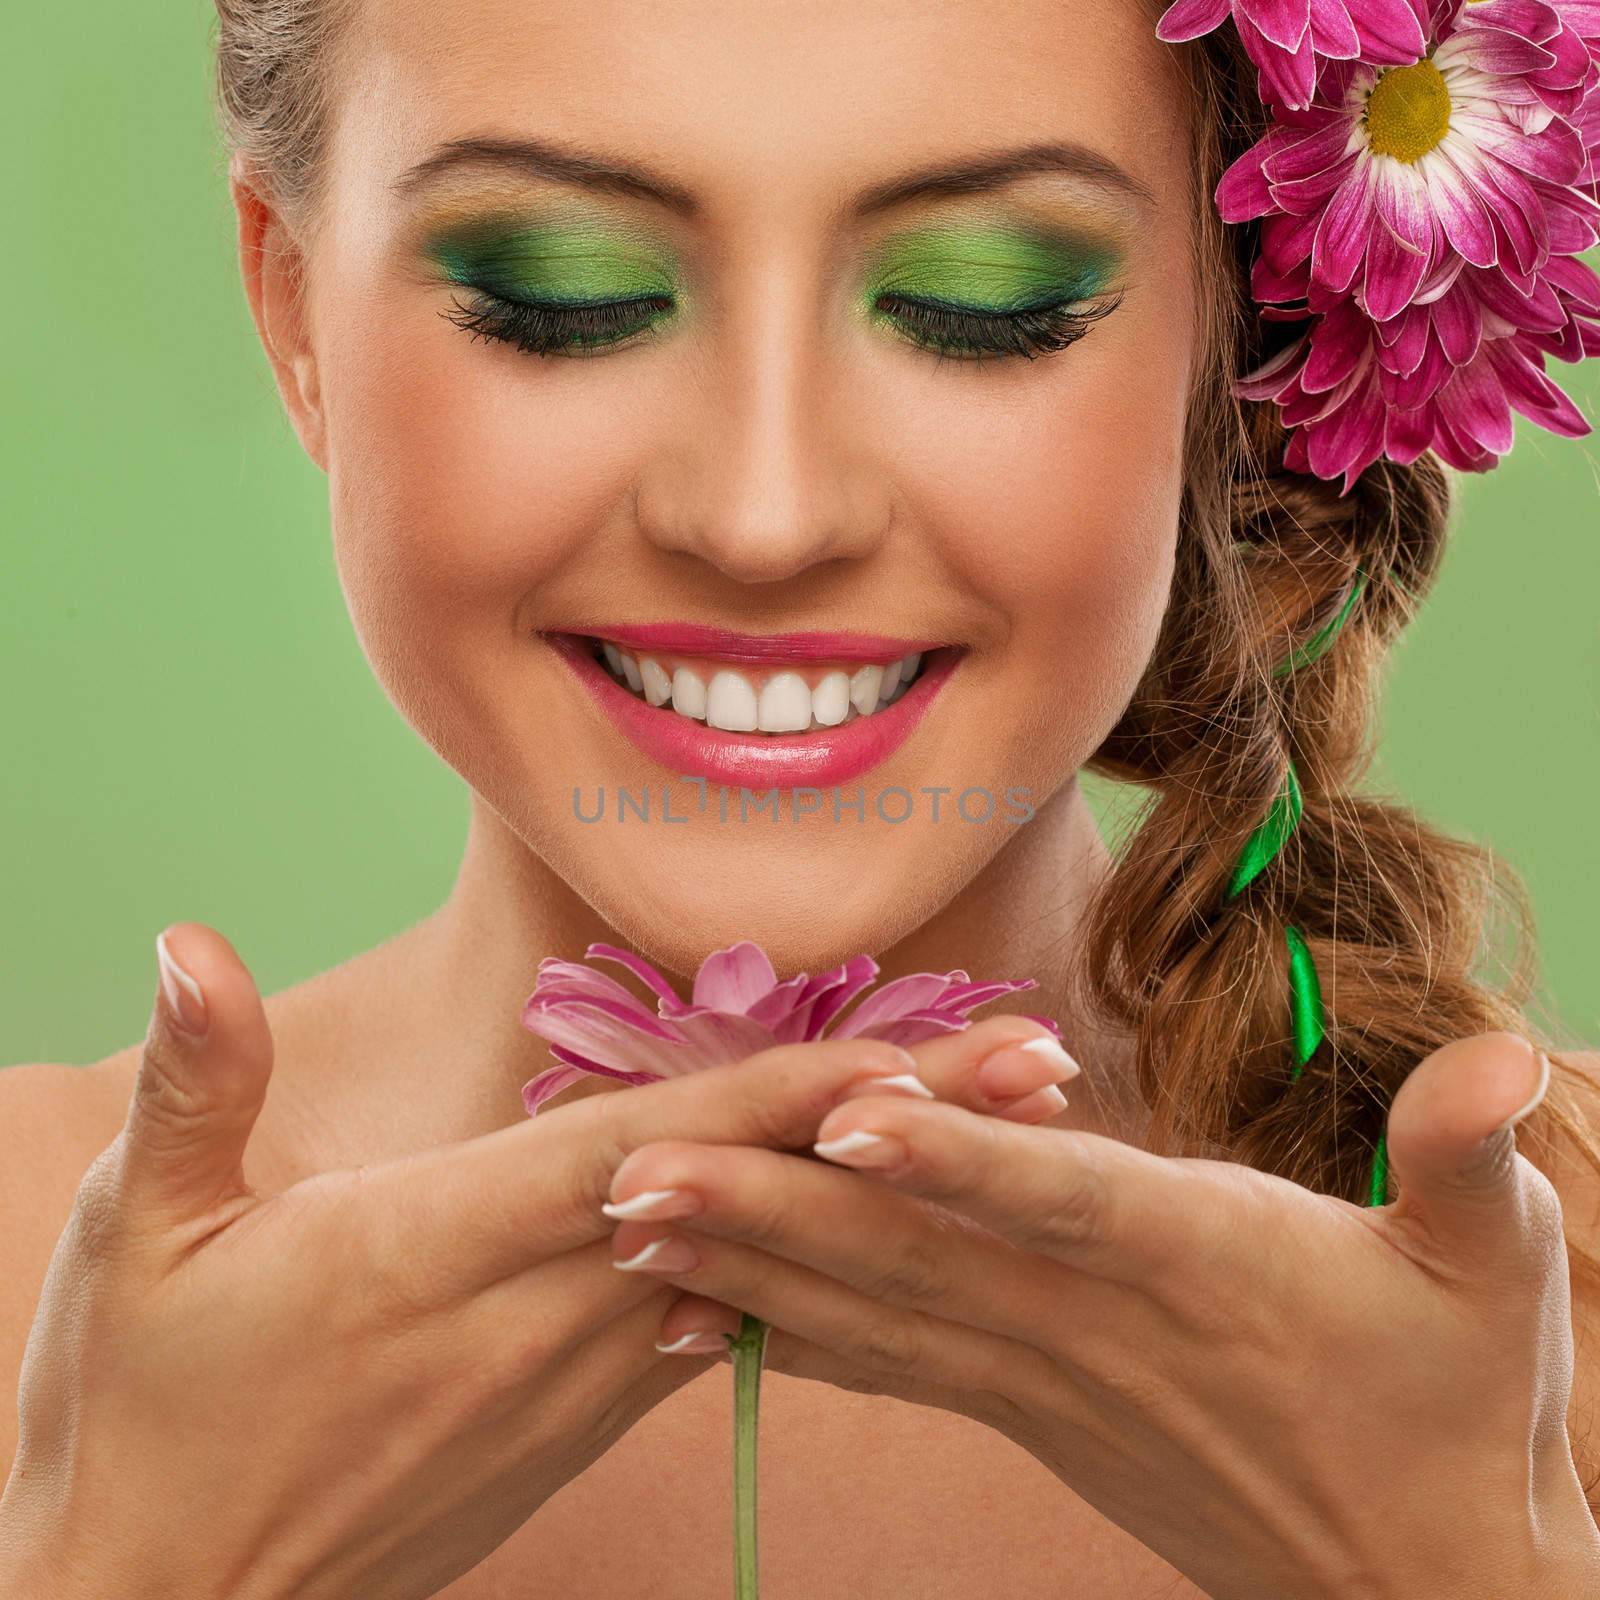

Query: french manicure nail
837 1071 935 1104
602 1188 704 1221
613 1234 700 1273
1019 1036 1081 1073
1500 1049 1551 1133
996 1083 1069 1122
156 930 210 1038
976 1037 1079 1102
813 1129 909 1170
656 1330 730 1356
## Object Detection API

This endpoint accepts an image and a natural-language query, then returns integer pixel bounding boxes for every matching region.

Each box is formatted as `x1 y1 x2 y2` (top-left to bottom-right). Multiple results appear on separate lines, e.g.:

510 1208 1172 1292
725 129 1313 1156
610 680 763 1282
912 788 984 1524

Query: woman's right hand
0 924 1051 1600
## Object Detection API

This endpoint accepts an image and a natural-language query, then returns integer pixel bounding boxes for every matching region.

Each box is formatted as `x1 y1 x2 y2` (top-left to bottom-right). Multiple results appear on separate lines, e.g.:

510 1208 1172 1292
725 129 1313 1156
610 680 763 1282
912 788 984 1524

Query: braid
1223 594 1384 1207
1078 436 1479 1207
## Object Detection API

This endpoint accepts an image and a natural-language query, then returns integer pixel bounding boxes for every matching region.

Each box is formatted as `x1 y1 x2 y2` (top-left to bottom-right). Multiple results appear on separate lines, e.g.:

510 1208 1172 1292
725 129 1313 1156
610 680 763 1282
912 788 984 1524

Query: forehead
331 0 1191 233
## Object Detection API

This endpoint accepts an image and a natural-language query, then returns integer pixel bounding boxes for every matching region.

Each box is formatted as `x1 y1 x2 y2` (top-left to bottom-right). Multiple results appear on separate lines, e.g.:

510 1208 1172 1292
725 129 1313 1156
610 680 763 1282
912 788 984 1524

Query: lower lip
545 632 962 789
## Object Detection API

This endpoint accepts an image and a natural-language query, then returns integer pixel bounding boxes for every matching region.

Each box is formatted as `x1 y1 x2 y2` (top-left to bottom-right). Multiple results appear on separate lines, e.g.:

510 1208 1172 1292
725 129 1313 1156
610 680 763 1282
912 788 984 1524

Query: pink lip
550 622 946 666
545 631 962 789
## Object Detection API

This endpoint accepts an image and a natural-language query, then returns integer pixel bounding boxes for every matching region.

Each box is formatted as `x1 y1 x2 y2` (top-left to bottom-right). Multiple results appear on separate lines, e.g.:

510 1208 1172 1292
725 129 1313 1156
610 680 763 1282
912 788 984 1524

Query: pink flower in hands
520 940 1056 1115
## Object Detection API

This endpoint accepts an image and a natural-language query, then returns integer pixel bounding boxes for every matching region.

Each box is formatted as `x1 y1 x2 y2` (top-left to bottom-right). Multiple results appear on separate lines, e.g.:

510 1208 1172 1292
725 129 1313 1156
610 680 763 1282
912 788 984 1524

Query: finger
804 1097 1215 1291
650 1292 1030 1433
600 1137 1127 1345
452 1233 677 1372
1385 1031 1562 1274
604 1216 1057 1404
116 923 276 1228
381 1035 930 1294
836 1014 1082 1123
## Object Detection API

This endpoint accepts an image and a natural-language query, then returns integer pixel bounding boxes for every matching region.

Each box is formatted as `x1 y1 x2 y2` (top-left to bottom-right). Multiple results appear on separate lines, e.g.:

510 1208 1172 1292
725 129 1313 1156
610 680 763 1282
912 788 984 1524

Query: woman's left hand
602 1029 1600 1600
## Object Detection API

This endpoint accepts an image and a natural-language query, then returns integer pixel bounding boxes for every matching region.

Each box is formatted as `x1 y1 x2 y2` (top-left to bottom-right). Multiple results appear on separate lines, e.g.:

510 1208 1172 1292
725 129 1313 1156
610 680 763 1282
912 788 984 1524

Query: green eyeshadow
424 212 677 305
862 222 1123 312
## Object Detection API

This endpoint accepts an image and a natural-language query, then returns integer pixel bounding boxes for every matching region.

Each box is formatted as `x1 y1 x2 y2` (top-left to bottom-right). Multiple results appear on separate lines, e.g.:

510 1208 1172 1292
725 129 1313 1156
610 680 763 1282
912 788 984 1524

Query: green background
2 3 1596 1068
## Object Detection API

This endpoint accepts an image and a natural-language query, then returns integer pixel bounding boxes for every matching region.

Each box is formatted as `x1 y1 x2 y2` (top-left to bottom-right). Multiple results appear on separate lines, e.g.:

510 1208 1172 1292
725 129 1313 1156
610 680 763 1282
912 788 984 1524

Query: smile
590 636 928 731
543 625 963 790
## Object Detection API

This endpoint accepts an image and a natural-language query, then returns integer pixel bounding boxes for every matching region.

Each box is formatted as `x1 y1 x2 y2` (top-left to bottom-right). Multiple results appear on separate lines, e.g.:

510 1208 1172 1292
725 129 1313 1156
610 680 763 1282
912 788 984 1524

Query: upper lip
546 623 952 666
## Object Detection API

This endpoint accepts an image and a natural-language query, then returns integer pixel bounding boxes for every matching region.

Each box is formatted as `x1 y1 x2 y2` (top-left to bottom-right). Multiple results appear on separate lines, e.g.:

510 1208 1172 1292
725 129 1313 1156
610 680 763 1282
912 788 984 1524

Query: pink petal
1242 0 1313 51
1384 400 1440 462
1441 356 1517 453
1303 299 1370 391
1217 138 1281 223
1015 1013 1065 1038
1425 154 1500 269
1430 288 1484 365
1236 331 1315 400
1312 166 1377 294
1239 13 1319 109
584 942 685 1006
1155 0 1231 41
795 955 882 1040
521 1065 591 1115
1350 0 1428 60
1308 0 1361 57
1485 338 1593 433
664 1009 781 1067
691 940 780 1013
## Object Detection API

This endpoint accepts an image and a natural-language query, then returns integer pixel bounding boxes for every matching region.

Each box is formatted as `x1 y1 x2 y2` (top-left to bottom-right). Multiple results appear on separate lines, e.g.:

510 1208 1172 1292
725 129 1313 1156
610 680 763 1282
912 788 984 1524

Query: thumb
120 921 276 1221
1385 1030 1552 1258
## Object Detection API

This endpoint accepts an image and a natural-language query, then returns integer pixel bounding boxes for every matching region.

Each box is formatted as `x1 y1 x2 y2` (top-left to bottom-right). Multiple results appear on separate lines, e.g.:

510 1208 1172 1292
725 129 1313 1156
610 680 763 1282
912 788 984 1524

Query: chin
552 837 968 982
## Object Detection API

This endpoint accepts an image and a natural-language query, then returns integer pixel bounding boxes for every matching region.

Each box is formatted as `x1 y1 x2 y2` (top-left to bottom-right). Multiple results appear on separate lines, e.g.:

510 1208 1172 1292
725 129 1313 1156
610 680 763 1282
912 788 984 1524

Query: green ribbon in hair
1228 567 1388 1207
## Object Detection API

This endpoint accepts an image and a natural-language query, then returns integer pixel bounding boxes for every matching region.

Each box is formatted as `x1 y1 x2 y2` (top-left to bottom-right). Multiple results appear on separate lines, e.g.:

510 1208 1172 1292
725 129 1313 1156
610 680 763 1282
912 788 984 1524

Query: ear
230 155 329 471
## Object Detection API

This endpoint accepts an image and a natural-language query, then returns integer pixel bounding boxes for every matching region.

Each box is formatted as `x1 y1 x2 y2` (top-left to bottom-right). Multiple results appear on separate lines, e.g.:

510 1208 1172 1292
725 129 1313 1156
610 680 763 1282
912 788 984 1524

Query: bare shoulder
0 1053 138 1483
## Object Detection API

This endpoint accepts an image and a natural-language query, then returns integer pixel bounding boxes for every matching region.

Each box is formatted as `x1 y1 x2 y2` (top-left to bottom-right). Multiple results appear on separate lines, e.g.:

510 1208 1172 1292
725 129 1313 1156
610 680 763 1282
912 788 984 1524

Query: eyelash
440 285 1123 362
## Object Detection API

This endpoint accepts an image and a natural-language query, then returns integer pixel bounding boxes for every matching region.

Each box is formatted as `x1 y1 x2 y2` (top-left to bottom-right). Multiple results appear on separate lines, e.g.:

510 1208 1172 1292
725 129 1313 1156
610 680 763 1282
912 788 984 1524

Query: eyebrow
391 135 1157 219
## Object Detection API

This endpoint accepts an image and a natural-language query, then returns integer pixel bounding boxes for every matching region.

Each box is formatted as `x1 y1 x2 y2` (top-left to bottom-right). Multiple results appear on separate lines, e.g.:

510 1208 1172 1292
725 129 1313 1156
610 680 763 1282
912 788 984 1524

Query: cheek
894 330 1185 764
317 288 641 716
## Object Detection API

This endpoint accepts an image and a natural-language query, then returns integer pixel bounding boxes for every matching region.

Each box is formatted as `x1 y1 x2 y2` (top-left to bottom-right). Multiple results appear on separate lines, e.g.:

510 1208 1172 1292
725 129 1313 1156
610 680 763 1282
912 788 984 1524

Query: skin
2 1 1598 1597
261 0 1193 1062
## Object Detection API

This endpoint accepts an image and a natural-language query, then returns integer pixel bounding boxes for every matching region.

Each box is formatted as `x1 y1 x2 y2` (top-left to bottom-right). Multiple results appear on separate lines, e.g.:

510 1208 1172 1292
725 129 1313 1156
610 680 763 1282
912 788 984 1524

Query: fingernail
656 1330 730 1356
613 1234 700 1274
835 1071 935 1105
813 1128 909 1171
996 1083 1069 1122
976 1036 1079 1102
602 1188 704 1222
1499 1049 1551 1133
156 930 209 1038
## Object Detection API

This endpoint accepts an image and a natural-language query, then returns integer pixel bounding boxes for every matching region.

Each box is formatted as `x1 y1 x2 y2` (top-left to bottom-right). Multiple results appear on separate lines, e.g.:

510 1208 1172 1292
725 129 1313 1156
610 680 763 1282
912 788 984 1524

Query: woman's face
288 0 1199 976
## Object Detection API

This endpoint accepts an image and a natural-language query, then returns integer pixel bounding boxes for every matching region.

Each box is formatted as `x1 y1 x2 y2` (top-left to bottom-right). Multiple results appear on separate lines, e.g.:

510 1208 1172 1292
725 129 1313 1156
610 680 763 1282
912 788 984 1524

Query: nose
632 288 891 584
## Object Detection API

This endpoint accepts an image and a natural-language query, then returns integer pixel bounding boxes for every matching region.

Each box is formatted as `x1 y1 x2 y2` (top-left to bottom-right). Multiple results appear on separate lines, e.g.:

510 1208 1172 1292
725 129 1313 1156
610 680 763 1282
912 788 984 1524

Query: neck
265 775 1146 1168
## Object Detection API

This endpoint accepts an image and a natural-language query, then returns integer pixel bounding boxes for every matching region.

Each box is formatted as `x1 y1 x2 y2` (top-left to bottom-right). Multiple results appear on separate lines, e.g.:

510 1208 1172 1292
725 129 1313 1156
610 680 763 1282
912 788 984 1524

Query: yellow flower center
1364 60 1451 163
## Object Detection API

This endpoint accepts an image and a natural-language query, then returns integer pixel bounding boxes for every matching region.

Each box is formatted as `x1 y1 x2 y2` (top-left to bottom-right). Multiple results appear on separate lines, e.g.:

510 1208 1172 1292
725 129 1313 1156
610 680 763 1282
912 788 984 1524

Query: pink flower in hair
1206 0 1600 484
1234 261 1597 488
1218 43 1598 324
1156 0 1429 112
519 940 1054 1114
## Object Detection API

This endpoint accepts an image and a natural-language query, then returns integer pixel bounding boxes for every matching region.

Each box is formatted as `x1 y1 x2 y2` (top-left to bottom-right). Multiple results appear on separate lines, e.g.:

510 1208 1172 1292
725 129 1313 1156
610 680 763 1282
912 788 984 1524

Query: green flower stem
727 1311 770 1599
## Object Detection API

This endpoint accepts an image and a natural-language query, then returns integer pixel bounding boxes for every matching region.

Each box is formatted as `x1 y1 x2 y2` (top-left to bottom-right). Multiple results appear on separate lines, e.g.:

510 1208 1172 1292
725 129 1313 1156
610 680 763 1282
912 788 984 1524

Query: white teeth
640 657 673 706
812 670 850 727
706 669 759 731
670 665 707 719
596 641 930 733
849 664 884 715
758 671 813 733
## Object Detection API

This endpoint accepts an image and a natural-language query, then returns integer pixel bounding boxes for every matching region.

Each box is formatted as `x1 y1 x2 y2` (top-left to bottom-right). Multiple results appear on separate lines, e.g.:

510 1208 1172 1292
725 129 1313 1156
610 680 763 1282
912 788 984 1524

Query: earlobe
229 158 329 472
